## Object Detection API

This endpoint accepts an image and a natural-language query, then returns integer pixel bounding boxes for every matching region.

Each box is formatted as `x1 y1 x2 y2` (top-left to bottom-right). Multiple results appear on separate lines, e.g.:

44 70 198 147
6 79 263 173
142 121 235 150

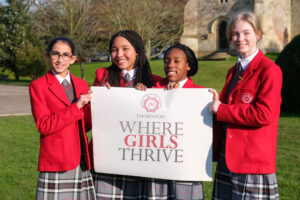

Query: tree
32 0 101 79
0 0 46 80
16 41 48 80
93 0 188 59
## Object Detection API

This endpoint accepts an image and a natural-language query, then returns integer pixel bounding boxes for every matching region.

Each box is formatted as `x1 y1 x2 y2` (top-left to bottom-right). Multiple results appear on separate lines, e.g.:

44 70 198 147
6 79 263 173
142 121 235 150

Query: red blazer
153 77 204 88
93 67 163 86
29 70 91 172
213 50 282 174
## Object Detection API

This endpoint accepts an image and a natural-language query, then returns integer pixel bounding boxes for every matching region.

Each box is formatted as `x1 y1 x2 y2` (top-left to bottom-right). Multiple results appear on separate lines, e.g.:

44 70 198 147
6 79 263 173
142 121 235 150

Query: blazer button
227 134 232 139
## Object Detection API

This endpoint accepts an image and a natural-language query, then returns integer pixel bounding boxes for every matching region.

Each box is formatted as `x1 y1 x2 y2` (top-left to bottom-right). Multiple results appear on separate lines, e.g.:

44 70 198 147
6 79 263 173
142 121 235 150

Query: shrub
276 35 300 114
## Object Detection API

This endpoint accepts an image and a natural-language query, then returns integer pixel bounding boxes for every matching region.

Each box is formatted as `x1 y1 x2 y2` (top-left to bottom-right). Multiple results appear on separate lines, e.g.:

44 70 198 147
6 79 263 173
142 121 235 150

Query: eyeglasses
49 51 73 61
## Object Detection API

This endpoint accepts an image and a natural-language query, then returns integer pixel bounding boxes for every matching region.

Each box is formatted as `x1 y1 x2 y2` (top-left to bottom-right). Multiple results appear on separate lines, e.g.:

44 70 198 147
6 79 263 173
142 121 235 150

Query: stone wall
181 0 298 58
291 0 300 40
255 0 291 52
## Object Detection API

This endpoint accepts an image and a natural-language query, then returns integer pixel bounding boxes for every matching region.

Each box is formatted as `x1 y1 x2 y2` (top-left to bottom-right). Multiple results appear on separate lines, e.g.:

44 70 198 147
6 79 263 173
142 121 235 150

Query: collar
238 48 259 71
122 68 137 81
173 77 188 88
51 69 71 84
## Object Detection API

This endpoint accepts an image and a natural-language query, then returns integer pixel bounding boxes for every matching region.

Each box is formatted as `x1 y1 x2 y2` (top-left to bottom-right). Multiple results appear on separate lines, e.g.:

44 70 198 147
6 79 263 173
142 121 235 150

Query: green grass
0 114 299 199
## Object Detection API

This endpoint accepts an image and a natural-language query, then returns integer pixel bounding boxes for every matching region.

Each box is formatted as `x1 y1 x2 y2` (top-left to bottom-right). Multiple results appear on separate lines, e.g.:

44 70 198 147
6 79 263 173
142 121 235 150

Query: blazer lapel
46 71 71 106
219 67 235 102
182 77 193 88
227 50 263 96
230 68 254 94
71 73 84 99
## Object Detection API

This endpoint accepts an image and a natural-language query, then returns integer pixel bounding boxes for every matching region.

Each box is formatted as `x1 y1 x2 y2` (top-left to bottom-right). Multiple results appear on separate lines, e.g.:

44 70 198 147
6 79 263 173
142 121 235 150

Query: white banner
91 87 212 181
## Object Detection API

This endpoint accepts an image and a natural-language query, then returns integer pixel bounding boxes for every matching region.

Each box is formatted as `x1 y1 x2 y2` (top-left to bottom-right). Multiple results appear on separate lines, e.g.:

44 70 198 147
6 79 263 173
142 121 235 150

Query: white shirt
51 69 71 85
238 49 259 71
122 68 138 82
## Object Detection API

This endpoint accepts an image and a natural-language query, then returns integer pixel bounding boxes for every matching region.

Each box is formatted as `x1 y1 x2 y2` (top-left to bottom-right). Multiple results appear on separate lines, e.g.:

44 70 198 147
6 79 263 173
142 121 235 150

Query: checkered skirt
36 161 96 200
212 151 279 200
92 172 204 200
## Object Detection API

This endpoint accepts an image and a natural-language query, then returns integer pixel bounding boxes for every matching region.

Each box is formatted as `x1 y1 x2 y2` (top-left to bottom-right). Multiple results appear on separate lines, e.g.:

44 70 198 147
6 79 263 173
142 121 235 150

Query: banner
91 87 212 181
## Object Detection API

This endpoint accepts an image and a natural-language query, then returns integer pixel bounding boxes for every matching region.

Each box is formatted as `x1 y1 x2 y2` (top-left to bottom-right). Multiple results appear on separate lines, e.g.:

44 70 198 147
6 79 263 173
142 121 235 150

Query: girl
91 30 166 200
29 36 96 200
93 30 161 88
137 43 205 200
209 12 282 199
154 43 204 89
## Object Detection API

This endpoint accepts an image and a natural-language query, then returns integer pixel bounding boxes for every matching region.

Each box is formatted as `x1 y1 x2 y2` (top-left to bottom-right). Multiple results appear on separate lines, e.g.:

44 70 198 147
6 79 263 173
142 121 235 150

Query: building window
220 0 228 3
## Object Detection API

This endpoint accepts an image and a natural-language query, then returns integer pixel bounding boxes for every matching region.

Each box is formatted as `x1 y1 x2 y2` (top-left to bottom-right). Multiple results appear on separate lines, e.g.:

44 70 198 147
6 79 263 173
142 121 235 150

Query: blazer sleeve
29 81 83 136
83 103 92 132
93 68 108 86
217 62 282 126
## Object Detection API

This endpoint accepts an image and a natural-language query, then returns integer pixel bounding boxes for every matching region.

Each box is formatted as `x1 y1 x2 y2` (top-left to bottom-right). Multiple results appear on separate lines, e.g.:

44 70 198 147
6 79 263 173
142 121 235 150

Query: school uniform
29 70 96 200
212 50 282 199
92 67 175 200
154 77 204 89
154 77 205 200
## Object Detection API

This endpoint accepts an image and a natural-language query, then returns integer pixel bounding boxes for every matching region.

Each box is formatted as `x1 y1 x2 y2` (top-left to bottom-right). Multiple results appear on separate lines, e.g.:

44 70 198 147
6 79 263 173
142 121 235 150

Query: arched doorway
218 21 229 50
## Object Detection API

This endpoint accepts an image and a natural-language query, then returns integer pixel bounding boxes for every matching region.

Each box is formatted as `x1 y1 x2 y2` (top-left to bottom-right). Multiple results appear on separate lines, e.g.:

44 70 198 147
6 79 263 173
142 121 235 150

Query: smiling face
46 41 76 78
111 36 138 71
164 48 190 82
231 20 260 59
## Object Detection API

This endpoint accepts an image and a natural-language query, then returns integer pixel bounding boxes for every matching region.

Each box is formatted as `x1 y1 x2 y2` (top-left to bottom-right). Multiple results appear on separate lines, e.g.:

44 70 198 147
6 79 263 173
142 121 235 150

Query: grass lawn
0 114 299 199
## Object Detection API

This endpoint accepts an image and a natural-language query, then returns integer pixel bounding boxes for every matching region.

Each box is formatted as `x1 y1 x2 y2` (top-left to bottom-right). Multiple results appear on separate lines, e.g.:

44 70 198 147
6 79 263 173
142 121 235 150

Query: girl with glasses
29 36 96 200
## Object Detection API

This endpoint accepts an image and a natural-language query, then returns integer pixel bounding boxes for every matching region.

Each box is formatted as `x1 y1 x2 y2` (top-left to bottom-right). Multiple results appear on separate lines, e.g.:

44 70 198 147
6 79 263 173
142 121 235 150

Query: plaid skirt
212 152 279 200
92 172 204 200
36 161 96 200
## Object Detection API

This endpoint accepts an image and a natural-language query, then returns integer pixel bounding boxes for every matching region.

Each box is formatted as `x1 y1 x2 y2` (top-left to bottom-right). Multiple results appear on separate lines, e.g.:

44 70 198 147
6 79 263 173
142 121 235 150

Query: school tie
124 73 131 83
61 79 70 87
226 62 243 103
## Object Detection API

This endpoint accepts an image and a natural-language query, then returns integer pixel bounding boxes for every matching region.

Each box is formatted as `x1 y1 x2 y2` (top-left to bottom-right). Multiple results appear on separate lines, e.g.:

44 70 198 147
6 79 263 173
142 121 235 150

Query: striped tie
61 79 70 88
226 62 243 102
124 73 131 83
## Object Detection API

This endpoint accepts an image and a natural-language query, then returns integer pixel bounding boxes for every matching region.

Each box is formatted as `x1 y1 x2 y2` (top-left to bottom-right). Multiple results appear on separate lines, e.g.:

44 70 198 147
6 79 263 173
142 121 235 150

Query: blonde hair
226 11 262 42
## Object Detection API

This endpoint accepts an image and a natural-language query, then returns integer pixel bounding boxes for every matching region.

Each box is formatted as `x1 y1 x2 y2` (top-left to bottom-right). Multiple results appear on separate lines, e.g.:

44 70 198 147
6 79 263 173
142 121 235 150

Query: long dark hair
100 30 153 87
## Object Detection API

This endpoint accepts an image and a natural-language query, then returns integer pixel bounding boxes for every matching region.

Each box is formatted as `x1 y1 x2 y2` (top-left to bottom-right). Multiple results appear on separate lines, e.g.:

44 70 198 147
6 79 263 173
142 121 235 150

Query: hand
105 82 111 89
135 83 147 91
76 90 93 109
166 82 179 90
209 88 221 114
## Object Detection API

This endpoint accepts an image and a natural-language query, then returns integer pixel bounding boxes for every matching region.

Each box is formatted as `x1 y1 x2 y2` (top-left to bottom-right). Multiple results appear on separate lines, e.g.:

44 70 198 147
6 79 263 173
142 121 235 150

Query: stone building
181 0 300 58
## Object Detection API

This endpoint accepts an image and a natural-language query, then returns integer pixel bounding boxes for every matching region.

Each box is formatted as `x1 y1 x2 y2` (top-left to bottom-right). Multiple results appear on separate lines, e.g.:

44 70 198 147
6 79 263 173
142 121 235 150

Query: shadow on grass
0 79 32 86
280 112 300 118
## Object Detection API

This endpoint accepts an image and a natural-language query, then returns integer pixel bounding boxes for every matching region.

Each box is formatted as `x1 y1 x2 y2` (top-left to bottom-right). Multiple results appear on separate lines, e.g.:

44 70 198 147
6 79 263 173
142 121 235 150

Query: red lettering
159 135 168 148
146 135 157 148
170 135 178 149
138 135 144 147
124 134 136 147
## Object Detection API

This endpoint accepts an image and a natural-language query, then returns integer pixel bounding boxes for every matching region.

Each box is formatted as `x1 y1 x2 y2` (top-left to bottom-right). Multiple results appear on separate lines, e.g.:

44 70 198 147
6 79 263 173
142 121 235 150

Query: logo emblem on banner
141 94 160 113
241 93 253 103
